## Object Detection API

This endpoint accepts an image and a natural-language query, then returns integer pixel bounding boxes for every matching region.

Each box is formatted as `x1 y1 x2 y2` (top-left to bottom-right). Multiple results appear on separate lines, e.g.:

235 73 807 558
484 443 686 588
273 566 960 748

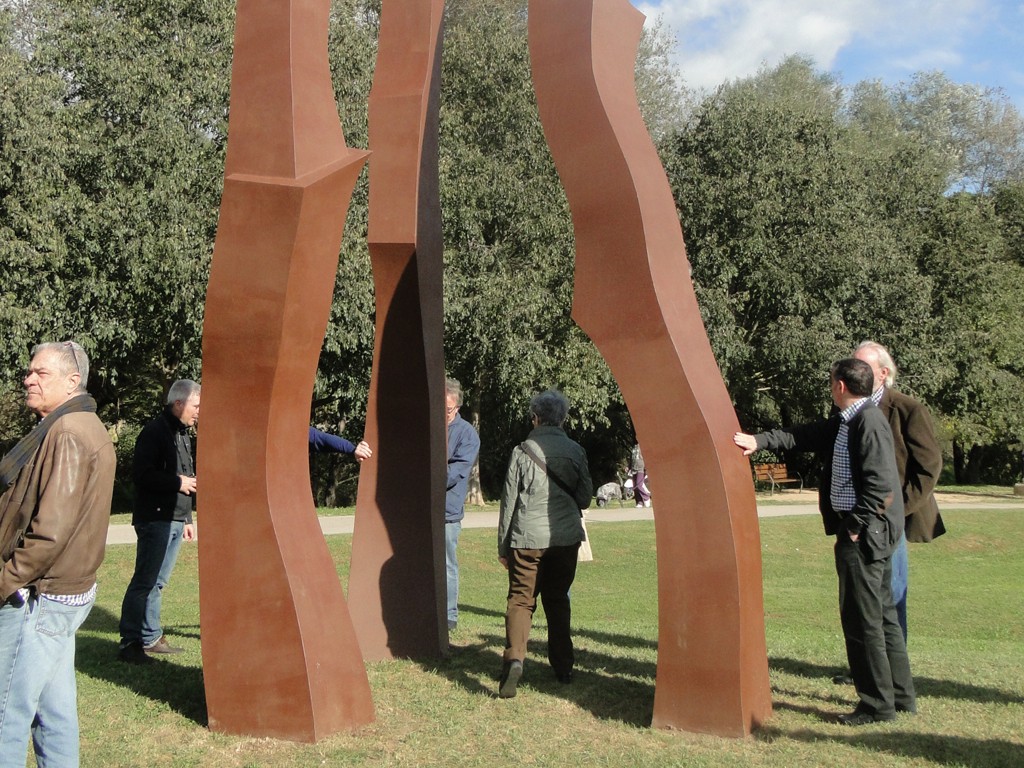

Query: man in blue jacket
308 426 372 461
444 377 480 631
734 358 916 725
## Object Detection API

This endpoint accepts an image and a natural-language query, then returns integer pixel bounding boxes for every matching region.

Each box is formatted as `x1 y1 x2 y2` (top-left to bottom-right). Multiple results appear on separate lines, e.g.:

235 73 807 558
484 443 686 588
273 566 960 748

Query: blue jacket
446 413 480 522
308 427 356 455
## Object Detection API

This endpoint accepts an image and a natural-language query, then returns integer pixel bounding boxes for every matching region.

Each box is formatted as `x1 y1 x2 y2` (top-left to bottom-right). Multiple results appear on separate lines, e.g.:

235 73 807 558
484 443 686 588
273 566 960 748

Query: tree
664 57 943 447
921 191 1024 482
887 72 1024 194
1 0 236 423
0 6 80 434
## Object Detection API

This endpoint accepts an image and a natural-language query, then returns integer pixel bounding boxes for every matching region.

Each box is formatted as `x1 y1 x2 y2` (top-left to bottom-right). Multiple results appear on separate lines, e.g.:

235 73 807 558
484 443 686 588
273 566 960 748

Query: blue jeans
445 521 461 625
0 594 94 768
119 520 185 647
890 533 908 642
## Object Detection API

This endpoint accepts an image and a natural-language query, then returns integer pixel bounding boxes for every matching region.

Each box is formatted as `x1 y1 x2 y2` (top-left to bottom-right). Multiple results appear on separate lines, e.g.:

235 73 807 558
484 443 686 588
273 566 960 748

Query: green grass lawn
67 508 1023 767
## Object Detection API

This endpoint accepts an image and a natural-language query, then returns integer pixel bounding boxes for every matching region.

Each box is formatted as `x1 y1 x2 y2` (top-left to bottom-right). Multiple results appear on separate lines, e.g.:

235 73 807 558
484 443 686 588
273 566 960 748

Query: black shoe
144 635 184 655
831 674 854 685
895 702 917 714
118 642 156 665
838 709 895 726
498 660 523 699
555 670 573 684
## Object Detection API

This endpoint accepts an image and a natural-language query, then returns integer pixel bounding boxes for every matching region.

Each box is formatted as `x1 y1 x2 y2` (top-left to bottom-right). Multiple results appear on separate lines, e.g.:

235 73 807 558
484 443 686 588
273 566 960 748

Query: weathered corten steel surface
348 0 449 661
197 0 374 740
528 0 772 737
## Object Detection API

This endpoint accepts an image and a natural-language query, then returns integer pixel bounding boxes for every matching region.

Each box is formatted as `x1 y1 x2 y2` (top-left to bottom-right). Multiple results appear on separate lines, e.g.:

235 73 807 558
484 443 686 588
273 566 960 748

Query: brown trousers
504 544 580 676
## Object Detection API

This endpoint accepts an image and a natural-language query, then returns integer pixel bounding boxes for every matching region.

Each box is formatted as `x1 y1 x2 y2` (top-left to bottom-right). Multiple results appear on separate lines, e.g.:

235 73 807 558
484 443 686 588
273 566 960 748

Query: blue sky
633 0 1024 110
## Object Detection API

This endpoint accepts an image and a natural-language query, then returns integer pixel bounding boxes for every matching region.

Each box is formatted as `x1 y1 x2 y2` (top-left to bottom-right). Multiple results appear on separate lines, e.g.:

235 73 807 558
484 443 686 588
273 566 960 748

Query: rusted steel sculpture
347 0 448 661
200 0 770 742
528 0 772 736
197 0 374 740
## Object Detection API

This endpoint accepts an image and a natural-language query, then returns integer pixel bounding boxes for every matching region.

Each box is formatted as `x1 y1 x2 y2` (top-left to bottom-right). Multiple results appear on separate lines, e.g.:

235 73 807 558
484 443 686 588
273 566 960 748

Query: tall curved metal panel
198 0 374 740
528 0 772 737
347 0 449 661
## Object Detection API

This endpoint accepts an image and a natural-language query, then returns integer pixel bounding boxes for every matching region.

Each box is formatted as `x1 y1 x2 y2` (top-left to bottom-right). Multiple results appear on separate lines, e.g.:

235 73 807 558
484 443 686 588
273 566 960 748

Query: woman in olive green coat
497 389 593 698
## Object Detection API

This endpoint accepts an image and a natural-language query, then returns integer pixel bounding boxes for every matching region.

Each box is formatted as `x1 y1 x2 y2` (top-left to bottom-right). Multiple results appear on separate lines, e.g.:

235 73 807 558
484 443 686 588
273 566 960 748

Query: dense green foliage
2 1 1023 499
663 58 1024 483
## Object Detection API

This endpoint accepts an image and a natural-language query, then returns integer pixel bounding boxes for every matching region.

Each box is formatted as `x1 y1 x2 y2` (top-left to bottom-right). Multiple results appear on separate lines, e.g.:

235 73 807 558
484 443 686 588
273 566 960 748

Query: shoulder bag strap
519 441 581 511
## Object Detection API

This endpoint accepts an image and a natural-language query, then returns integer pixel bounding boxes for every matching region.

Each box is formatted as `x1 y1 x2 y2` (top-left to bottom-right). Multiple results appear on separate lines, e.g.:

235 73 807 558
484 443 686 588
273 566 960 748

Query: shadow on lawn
431 604 656 727
770 656 1024 705
77 605 208 726
783 729 1023 768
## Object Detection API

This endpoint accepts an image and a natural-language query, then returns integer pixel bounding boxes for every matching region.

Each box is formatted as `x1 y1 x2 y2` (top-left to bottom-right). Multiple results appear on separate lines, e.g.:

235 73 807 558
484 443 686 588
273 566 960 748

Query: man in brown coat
853 341 944 643
0 341 116 767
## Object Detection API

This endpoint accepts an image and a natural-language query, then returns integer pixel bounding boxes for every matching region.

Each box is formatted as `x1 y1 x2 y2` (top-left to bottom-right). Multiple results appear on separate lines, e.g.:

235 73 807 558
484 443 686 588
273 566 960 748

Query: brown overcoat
878 387 945 542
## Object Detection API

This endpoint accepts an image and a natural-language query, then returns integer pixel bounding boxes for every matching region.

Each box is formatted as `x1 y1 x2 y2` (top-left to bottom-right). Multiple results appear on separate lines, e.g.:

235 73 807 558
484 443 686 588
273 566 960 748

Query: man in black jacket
117 380 199 663
734 359 916 725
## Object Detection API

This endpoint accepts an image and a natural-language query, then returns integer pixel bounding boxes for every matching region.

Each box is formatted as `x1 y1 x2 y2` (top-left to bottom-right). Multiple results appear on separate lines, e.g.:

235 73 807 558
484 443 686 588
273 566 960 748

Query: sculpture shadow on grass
76 606 208 727
770 656 1024 706
780 729 1022 768
421 606 657 727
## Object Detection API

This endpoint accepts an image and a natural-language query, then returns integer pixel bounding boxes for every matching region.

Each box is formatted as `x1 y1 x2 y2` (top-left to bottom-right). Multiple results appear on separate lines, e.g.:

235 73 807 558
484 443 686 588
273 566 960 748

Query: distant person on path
117 380 200 664
497 389 593 698
444 377 480 631
733 358 915 725
629 443 651 507
0 341 116 766
308 426 372 461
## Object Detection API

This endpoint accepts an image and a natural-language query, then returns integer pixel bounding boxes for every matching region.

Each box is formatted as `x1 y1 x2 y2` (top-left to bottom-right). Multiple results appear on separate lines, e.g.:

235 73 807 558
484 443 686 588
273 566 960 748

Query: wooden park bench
753 463 803 495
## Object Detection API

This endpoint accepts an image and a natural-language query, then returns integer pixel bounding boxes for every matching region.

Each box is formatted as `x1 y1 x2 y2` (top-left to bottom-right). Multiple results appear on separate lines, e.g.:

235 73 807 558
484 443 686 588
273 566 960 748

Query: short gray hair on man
166 379 201 406
31 341 89 392
445 377 464 407
529 389 570 427
855 340 897 388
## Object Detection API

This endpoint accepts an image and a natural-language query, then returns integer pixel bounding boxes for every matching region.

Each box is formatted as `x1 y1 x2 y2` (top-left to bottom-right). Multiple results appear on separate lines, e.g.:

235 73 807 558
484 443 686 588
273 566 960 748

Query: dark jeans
119 521 185 647
504 544 579 676
835 536 916 716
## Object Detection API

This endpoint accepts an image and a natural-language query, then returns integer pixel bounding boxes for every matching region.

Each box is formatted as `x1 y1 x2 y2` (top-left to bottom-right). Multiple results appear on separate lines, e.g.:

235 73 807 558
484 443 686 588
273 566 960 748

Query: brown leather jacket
0 411 116 600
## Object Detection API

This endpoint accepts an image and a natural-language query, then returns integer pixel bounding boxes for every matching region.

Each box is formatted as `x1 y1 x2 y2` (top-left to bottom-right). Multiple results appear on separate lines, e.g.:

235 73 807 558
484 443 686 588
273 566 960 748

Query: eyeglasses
63 341 82 377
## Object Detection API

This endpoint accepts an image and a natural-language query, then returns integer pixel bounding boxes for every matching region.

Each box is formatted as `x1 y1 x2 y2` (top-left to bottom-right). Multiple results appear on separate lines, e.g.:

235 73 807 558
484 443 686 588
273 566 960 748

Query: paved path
104 498 1024 545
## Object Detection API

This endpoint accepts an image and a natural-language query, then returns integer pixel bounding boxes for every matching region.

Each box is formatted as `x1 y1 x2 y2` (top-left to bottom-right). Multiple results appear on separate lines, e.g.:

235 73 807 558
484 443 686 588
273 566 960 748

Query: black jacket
132 408 195 525
756 401 904 561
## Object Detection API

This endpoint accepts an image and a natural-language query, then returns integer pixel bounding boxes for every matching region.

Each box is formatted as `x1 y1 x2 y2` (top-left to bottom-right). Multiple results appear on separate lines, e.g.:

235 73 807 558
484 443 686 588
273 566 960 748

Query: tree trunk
965 443 986 484
952 440 965 483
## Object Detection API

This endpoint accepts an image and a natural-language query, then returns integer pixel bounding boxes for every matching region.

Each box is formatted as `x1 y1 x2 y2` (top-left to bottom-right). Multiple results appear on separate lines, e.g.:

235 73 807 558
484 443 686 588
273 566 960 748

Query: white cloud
633 0 988 92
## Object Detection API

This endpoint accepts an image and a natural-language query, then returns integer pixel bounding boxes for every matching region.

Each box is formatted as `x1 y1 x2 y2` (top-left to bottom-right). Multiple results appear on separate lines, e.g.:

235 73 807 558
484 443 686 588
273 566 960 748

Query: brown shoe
144 635 184 655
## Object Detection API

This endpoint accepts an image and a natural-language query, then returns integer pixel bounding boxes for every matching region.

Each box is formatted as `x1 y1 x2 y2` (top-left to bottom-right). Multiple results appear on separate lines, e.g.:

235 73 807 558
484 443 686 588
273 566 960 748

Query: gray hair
855 340 897 387
445 377 463 407
31 341 89 392
530 389 570 427
166 379 201 406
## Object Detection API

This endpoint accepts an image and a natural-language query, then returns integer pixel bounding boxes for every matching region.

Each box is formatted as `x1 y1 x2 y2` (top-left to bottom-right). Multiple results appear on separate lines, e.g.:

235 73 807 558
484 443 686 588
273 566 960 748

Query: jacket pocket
861 516 892 563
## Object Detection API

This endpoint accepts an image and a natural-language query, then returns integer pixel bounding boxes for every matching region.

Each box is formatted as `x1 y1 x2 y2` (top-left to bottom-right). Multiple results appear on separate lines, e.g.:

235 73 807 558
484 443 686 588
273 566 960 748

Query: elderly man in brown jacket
0 341 116 767
853 341 944 640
